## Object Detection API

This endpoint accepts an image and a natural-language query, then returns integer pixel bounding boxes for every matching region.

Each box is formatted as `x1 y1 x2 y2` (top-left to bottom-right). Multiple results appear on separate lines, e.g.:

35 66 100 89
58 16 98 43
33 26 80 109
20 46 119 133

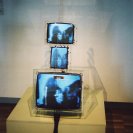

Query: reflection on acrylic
50 47 68 69
36 73 82 110
47 23 74 44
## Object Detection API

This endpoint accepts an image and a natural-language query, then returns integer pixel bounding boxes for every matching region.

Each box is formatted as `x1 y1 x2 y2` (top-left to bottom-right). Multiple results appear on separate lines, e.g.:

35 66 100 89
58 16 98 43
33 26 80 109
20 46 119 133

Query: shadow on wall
87 48 107 101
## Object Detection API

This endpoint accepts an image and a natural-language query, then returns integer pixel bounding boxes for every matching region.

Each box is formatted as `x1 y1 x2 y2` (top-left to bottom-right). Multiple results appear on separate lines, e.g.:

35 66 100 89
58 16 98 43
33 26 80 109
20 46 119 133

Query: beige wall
0 0 133 102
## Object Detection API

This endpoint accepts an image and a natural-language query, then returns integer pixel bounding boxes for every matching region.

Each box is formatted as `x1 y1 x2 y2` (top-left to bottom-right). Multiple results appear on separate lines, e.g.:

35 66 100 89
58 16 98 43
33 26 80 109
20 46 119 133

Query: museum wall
0 0 133 102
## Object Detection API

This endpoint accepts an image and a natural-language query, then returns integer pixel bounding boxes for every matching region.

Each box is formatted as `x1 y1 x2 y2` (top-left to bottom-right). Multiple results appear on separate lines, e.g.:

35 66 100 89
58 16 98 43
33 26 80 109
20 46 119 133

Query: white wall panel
0 0 133 102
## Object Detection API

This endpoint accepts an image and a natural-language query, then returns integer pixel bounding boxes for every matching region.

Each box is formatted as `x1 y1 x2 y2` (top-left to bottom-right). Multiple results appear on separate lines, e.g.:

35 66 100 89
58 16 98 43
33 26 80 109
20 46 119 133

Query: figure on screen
52 26 62 43
47 23 74 44
63 26 73 44
36 73 82 110
44 78 81 109
50 47 68 69
63 80 81 109
44 77 63 109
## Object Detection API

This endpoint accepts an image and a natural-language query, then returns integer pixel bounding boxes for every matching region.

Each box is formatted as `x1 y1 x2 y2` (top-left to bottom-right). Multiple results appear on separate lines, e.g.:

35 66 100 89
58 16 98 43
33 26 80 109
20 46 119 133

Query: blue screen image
36 73 82 110
50 47 68 69
47 23 74 44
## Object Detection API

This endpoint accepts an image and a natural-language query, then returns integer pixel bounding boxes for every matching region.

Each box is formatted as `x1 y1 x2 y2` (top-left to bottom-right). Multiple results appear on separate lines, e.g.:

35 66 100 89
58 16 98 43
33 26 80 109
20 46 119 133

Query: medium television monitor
50 47 68 69
33 70 83 117
47 22 75 44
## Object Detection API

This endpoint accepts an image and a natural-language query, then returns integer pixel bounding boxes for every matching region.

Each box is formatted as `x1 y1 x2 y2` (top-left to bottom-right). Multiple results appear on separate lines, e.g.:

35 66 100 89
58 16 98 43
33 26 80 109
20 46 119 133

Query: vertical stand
53 112 61 133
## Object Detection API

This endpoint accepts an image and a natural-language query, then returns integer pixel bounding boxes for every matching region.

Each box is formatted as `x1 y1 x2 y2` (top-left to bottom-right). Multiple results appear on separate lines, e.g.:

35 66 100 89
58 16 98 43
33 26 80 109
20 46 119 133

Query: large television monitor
50 47 68 69
32 69 83 117
47 22 75 44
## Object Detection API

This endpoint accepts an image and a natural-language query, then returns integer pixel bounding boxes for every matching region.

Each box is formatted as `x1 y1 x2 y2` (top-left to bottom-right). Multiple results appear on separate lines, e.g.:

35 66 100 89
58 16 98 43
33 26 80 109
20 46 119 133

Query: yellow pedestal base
6 87 106 133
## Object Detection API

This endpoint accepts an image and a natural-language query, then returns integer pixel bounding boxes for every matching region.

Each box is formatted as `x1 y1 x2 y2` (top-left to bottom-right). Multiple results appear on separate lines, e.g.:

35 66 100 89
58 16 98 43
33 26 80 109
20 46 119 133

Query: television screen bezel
47 22 75 45
33 69 83 117
50 46 69 69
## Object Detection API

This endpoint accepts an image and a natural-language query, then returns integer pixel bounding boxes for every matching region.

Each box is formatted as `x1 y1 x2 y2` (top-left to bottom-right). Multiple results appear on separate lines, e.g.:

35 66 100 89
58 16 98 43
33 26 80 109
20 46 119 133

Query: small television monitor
47 22 75 44
33 70 83 117
50 47 68 69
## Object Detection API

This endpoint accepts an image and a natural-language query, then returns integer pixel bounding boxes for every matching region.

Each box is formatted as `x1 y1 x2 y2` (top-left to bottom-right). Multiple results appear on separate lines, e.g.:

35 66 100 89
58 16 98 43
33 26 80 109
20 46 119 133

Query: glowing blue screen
50 47 68 69
47 23 74 44
36 73 82 110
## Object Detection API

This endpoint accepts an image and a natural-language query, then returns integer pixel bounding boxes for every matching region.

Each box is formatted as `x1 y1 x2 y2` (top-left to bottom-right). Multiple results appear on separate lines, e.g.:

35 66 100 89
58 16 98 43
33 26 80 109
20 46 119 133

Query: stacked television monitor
50 47 69 69
47 22 75 44
33 69 83 117
32 22 84 118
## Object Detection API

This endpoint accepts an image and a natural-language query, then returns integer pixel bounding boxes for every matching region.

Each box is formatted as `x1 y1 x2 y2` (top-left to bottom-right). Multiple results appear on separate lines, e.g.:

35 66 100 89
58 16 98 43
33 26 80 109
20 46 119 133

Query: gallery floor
0 102 133 133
